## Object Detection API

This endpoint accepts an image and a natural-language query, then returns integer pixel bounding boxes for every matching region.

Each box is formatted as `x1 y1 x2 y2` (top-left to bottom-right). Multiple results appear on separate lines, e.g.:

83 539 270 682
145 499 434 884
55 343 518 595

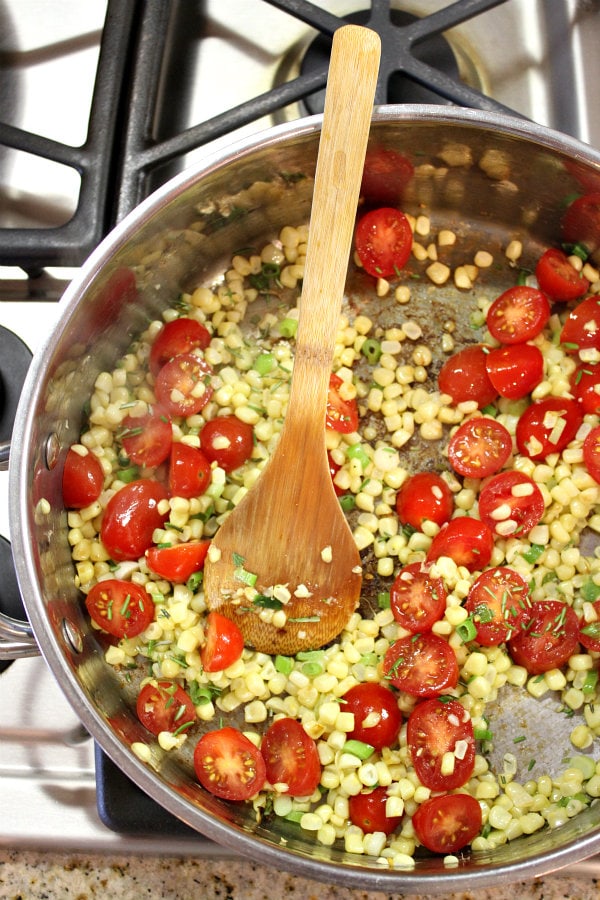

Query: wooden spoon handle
284 25 381 441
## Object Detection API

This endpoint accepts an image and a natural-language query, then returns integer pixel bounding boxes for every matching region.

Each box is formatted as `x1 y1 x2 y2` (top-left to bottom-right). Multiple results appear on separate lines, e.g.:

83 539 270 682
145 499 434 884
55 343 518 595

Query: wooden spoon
203 25 381 656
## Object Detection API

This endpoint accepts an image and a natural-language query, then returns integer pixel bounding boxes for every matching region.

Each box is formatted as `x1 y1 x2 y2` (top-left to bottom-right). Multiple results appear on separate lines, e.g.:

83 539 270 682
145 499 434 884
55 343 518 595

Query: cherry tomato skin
327 451 345 496
119 409 172 468
578 600 600 652
583 425 600 483
85 579 153 638
149 317 211 376
535 247 589 301
101 479 169 561
326 373 359 433
508 600 580 675
360 147 414 206
438 345 497 409
349 786 403 835
561 295 600 354
62 447 104 508
562 193 600 259
486 285 551 345
169 442 212 498
260 717 321 797
447 417 512 479
136 680 196 735
516 397 583 461
426 517 494 573
200 415 254 472
464 566 531 646
571 363 600 415
355 207 413 278
407 698 475 791
395 472 453 531
383 633 459 698
194 727 266 801
478 471 545 538
389 562 447 634
155 353 213 417
146 540 210 584
341 683 403 750
201 610 244 673
412 794 482 855
485 343 544 400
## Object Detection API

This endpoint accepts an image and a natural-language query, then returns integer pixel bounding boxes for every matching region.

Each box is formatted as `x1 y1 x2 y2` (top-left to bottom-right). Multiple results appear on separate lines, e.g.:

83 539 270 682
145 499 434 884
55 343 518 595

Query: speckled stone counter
1 851 599 900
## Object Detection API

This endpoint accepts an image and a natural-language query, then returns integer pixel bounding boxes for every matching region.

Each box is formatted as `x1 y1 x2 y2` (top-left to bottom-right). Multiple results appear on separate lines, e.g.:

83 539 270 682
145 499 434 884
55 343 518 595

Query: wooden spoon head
203 457 362 655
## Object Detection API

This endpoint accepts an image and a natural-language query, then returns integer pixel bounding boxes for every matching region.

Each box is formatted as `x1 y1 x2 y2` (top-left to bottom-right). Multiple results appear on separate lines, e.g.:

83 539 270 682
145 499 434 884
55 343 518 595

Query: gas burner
300 8 463 114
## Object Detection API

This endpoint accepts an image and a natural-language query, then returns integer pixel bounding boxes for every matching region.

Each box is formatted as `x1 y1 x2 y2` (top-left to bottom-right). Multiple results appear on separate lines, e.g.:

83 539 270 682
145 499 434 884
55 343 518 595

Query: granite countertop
1 851 599 900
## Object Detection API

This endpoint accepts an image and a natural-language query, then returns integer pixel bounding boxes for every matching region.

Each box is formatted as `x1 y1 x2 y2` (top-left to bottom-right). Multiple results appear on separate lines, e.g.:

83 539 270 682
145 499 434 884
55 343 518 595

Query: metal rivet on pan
45 433 61 470
61 618 84 654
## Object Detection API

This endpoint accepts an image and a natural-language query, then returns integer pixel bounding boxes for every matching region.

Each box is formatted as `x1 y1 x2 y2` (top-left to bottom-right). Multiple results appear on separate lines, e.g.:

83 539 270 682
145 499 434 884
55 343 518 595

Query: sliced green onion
521 543 545 565
456 617 478 643
378 591 391 610
187 571 204 592
581 579 600 602
253 594 283 610
582 671 599 694
301 662 324 677
361 338 382 365
474 727 493 742
342 739 375 760
346 443 370 469
339 494 356 512
234 565 257 587
253 352 276 375
118 465 140 483
275 655 294 675
279 317 298 339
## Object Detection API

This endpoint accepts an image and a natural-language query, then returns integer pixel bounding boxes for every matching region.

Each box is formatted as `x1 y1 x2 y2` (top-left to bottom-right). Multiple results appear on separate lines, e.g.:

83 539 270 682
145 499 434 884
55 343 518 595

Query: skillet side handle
0 610 40 659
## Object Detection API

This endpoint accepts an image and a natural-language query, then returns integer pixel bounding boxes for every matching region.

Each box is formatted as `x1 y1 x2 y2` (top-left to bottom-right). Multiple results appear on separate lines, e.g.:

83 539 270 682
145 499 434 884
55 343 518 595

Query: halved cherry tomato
407 698 475 791
412 794 482 855
447 416 512 479
562 193 600 259
360 147 414 206
118 409 172 468
201 610 244 673
200 415 254 472
194 726 266 801
484 343 544 399
583 425 600 483
146 540 210 584
389 562 447 634
578 600 600 652
62 447 104 508
149 317 211 376
438 345 497 409
560 295 600 355
169 442 212 498
535 247 589 301
478 471 545 538
509 600 580 675
349 786 403 835
395 472 453 531
101 479 169 561
516 397 583 461
326 373 359 433
354 207 413 278
341 683 403 751
571 363 600 415
155 353 213 417
136 680 196 735
486 285 551 345
464 566 531 646
426 517 494 573
85 578 153 638
260 717 321 797
383 633 458 698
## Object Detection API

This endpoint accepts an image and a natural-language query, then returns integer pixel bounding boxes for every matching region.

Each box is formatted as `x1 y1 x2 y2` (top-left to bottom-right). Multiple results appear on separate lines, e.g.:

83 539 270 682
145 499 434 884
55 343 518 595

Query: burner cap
0 324 32 443
300 8 460 115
